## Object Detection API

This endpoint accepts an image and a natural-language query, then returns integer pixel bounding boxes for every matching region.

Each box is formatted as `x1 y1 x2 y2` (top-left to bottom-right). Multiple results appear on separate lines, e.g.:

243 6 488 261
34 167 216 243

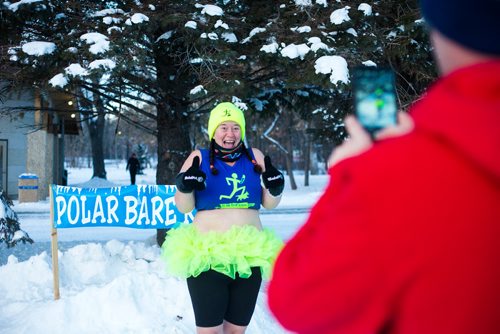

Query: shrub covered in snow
0 189 33 247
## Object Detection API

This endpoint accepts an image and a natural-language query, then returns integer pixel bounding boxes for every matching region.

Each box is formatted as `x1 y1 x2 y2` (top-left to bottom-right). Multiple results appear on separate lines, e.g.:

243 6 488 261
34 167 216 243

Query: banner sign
51 184 194 229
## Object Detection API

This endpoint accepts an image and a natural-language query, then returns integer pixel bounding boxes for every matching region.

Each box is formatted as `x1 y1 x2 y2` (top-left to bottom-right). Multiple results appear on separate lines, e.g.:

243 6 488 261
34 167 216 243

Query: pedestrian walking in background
126 153 140 185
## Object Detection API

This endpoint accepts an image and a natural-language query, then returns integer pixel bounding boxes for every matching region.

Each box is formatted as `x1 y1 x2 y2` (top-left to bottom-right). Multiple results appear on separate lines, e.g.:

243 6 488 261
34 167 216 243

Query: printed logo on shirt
219 172 249 201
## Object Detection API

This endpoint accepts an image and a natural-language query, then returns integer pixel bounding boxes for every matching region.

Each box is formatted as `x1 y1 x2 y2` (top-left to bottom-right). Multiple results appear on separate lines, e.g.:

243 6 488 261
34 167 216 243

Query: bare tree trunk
88 114 106 179
79 87 107 179
284 115 297 190
304 133 311 187
262 108 298 190
322 144 334 174
156 102 191 185
154 48 193 246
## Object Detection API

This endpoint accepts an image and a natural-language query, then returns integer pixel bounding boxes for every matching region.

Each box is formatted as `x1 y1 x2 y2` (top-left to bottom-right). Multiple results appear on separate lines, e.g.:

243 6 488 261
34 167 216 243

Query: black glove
262 155 285 197
176 156 206 193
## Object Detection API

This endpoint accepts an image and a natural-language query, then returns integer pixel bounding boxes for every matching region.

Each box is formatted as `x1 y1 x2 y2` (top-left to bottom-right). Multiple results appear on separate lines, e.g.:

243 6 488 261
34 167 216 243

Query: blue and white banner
51 184 194 229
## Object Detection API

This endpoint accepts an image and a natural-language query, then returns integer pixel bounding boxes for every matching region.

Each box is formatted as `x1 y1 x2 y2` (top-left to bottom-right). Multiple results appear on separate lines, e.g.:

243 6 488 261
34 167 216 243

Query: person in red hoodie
268 0 500 333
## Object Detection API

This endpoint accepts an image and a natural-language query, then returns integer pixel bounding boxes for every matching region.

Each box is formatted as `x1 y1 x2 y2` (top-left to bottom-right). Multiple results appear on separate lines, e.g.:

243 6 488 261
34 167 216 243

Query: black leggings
186 267 262 327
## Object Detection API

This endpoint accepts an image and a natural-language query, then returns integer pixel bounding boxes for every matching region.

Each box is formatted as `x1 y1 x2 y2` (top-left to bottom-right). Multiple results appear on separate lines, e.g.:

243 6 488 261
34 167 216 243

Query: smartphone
352 67 398 135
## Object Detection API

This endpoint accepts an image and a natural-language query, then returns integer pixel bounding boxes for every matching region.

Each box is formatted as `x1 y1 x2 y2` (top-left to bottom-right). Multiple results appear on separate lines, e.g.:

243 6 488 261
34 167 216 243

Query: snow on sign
50 184 194 229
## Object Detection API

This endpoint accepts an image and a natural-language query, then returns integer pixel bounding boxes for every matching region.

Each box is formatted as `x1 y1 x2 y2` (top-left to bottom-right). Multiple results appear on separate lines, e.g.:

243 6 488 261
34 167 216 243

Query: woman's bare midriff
192 208 263 233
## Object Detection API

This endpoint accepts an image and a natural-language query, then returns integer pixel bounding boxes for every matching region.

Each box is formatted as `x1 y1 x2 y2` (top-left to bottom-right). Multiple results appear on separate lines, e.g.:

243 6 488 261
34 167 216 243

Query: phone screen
353 67 398 134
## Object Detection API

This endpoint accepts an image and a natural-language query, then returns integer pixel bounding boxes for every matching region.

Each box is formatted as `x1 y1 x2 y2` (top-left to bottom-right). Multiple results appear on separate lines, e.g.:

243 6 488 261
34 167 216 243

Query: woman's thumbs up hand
262 156 285 197
176 156 206 193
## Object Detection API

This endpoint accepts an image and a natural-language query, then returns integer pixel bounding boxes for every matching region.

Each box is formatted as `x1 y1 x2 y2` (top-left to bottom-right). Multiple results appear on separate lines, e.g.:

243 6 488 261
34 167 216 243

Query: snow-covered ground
0 162 328 334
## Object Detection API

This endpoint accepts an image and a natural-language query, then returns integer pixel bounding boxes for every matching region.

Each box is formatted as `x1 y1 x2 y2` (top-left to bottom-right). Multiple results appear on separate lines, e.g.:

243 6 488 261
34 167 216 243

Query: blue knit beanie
420 0 500 55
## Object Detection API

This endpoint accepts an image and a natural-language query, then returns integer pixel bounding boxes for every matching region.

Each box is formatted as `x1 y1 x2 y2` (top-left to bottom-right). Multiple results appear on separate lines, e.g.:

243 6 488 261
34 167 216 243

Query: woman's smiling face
213 121 241 149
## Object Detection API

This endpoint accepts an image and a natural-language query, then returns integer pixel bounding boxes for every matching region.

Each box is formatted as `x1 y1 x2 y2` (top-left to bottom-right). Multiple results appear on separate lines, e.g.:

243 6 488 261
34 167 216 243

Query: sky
0 162 329 334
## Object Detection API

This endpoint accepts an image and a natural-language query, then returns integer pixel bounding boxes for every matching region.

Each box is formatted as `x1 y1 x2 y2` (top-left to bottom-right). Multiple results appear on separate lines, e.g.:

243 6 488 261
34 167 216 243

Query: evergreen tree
0 189 33 248
3 0 435 177
2 0 436 244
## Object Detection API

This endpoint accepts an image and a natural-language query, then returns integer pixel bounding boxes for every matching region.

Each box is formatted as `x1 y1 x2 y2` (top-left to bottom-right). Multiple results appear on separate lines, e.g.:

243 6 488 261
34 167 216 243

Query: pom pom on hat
207 102 246 141
420 0 500 55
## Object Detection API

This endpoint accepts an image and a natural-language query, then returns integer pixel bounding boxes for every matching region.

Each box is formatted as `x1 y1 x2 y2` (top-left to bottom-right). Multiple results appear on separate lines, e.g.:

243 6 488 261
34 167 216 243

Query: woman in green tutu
162 102 285 334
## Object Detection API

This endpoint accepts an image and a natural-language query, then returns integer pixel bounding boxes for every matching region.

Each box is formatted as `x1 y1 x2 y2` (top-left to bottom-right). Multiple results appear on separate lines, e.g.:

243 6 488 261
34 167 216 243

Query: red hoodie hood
411 61 500 182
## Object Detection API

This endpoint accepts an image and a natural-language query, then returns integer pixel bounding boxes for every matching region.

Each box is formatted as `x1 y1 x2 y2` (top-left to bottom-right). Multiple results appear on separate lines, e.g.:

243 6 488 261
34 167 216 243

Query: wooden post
50 186 60 300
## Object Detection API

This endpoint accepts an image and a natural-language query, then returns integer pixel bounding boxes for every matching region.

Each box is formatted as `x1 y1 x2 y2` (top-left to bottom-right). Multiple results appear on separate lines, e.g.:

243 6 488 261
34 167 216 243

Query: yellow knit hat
207 102 246 141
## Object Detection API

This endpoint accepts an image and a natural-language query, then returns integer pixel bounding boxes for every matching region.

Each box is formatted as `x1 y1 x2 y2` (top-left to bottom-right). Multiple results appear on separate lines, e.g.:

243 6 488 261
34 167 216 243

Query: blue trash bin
18 174 39 202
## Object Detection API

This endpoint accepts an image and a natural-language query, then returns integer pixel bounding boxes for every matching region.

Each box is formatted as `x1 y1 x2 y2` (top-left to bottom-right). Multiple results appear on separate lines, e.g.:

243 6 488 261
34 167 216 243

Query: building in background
0 84 79 200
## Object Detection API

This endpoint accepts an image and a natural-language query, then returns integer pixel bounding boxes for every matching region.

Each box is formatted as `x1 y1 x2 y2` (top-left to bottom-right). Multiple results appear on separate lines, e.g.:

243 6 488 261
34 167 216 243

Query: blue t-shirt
194 149 262 210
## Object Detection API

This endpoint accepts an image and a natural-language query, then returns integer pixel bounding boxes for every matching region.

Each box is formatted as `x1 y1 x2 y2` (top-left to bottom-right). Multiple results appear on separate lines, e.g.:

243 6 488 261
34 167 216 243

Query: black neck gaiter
213 141 244 162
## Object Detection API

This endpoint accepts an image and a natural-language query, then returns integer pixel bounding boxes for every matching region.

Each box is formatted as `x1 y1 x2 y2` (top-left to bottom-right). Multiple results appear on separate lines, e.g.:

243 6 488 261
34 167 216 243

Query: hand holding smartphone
352 67 398 135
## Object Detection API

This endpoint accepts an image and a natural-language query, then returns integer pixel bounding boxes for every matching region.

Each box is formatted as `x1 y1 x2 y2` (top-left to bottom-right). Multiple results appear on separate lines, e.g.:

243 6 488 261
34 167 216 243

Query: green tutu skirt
161 224 283 279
